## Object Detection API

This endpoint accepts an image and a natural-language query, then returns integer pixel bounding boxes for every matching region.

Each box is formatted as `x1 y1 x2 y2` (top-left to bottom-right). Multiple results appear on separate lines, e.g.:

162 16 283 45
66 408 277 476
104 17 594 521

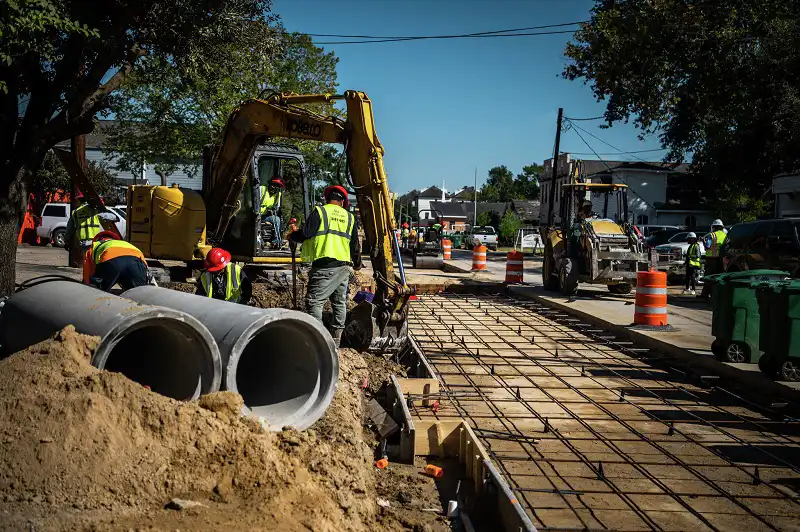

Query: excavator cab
211 143 310 263
540 176 653 296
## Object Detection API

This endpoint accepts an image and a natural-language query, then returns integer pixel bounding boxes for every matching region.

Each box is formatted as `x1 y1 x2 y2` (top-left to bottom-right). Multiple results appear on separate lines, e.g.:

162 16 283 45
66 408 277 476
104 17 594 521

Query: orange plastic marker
424 464 444 479
376 458 389 469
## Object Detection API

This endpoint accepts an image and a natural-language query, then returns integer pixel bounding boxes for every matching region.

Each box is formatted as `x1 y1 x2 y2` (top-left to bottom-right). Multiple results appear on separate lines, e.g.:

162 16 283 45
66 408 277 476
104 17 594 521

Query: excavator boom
207 91 410 352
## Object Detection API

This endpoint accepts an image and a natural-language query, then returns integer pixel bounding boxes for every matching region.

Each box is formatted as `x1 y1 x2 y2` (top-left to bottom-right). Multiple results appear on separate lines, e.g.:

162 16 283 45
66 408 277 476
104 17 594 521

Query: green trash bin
757 280 800 381
709 270 789 364
450 233 463 249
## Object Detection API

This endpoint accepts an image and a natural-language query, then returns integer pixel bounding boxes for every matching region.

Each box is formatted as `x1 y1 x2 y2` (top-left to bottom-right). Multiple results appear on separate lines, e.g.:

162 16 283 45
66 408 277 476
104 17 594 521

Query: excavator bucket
343 301 409 354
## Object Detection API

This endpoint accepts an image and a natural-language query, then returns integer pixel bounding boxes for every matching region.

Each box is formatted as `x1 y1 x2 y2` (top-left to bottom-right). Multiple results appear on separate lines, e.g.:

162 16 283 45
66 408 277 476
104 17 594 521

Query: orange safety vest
83 239 146 284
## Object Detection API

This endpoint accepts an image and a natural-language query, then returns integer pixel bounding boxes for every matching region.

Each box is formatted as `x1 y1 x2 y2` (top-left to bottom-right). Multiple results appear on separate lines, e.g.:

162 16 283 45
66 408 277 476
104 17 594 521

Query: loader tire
559 257 579 296
542 244 559 291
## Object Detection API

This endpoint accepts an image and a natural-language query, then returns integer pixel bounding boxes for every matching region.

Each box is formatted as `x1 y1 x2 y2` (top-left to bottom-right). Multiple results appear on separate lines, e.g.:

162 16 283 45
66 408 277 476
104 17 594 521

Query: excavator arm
207 91 411 352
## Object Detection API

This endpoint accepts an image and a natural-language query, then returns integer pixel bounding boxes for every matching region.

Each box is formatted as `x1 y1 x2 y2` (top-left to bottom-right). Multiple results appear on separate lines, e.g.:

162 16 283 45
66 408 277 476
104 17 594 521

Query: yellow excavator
126 91 411 352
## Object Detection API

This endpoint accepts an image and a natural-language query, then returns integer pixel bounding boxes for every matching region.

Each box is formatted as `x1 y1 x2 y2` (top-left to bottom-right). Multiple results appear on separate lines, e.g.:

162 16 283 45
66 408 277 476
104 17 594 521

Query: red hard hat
204 247 231 272
324 185 349 209
402 222 409 228
75 190 84 200
269 177 285 189
92 230 119 243
289 217 297 224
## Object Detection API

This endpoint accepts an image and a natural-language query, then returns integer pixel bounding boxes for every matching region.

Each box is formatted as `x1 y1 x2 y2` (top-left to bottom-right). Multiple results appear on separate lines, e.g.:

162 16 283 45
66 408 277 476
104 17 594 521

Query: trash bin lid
719 269 790 282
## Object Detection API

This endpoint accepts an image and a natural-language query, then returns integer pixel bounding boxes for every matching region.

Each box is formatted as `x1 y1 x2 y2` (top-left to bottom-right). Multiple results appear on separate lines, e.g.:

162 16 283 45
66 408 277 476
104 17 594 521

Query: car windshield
668 232 689 243
473 227 495 235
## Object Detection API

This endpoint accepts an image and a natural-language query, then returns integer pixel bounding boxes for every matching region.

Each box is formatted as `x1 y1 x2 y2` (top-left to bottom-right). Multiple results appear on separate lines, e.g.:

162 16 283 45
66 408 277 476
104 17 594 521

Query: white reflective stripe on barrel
473 261 487 265
636 287 667 295
635 306 667 314
507 260 524 266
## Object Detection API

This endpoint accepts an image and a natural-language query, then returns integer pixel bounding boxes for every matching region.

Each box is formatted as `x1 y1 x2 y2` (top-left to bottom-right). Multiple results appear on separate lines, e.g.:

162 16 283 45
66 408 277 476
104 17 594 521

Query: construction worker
196 247 252 304
289 185 361 346
401 223 410 248
65 193 118 253
682 232 703 295
83 231 148 292
578 200 596 221
259 176 285 247
702 219 727 276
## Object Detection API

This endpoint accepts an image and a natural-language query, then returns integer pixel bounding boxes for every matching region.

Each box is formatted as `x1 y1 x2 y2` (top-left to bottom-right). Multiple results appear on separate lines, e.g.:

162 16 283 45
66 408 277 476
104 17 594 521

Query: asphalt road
15 245 80 285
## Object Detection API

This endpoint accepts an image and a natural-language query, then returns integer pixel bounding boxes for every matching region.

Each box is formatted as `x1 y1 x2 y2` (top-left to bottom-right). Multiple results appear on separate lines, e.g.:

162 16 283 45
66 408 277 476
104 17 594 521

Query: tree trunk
0 209 19 297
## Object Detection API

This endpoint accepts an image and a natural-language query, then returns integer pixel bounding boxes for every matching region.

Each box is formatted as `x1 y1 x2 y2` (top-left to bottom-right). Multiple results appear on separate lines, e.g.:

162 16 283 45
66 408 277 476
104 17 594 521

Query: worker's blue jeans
305 265 351 330
263 215 281 244
91 256 148 292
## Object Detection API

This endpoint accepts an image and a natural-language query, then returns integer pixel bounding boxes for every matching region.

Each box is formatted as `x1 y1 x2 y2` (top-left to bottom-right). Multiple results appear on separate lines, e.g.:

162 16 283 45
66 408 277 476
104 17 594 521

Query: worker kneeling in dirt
289 185 361 346
83 232 148 292
197 247 252 305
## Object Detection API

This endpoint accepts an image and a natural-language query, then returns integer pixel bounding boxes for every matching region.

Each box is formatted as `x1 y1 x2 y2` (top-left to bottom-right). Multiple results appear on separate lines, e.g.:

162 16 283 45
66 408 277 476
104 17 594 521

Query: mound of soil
0 327 379 530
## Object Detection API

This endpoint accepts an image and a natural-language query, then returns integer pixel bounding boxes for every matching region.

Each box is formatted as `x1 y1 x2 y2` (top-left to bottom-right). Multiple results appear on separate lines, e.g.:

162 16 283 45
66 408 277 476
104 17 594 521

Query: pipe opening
234 319 335 428
102 321 207 400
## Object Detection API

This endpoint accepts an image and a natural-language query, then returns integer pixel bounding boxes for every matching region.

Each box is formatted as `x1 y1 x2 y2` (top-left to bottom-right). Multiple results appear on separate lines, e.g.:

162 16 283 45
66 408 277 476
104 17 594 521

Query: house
448 186 475 201
54 120 203 190
510 199 540 225
541 154 713 228
413 186 446 220
774 173 800 218
429 201 468 230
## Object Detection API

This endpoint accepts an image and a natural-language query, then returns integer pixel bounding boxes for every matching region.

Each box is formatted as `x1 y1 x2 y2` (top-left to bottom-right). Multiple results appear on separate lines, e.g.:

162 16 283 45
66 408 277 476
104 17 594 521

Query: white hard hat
711 219 724 227
687 232 697 238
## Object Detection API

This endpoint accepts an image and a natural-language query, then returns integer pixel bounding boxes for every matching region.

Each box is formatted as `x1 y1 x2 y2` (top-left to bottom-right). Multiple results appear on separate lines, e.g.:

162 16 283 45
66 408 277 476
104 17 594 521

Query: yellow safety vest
200 263 242 302
707 230 727 257
687 243 702 268
259 186 281 215
401 228 409 237
305 204 354 263
72 204 102 241
83 239 146 284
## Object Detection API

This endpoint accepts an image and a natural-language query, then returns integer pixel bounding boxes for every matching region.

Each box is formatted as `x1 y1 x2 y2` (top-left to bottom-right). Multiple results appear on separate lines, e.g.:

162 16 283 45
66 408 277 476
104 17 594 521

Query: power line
565 148 669 156
564 115 605 121
566 120 649 163
312 29 580 45
568 125 615 173
294 21 588 40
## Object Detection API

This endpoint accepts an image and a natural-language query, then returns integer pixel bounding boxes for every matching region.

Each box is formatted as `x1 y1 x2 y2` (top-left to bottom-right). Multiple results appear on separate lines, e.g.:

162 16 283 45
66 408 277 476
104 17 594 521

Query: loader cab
212 143 310 262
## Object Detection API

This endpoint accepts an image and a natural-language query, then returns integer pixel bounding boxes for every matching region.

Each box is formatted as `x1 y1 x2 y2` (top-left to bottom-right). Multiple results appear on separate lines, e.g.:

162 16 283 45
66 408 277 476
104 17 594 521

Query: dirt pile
0 327 378 530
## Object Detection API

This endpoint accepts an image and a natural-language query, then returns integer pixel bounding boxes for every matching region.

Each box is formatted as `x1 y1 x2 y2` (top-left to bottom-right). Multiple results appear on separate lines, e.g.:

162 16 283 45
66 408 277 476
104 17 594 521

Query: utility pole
473 167 477 228
547 108 563 226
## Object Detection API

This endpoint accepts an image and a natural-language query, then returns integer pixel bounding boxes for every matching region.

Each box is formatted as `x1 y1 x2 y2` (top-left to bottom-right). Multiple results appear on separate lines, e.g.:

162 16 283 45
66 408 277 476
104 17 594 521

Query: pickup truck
468 226 498 251
654 231 705 278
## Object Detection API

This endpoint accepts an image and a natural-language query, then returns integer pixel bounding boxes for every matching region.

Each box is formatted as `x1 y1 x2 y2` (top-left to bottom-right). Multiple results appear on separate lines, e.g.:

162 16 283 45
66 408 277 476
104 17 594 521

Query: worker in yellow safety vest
259 176 285 247
289 185 361 346
704 219 728 257
401 223 410 248
196 247 251 304
66 193 118 252
682 232 703 295
83 232 148 291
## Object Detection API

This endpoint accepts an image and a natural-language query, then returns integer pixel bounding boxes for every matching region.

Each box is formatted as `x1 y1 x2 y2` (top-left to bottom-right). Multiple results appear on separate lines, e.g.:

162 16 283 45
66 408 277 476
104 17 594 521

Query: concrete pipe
123 286 338 430
0 281 221 400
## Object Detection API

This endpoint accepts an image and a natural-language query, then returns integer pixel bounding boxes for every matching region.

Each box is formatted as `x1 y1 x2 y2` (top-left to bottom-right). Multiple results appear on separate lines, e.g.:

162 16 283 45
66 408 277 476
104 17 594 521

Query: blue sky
273 0 666 194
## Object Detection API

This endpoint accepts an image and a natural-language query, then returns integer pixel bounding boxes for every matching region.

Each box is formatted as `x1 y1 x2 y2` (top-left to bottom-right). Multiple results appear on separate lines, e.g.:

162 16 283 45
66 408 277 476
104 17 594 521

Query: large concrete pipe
123 286 338 430
0 281 221 400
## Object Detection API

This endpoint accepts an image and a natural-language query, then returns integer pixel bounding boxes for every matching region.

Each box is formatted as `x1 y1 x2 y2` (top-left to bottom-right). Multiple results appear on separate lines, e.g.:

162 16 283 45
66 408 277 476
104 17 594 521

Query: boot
332 328 343 348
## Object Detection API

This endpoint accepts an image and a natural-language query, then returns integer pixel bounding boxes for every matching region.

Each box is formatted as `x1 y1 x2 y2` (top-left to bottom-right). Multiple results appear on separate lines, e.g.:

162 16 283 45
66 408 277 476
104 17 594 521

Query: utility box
128 184 206 261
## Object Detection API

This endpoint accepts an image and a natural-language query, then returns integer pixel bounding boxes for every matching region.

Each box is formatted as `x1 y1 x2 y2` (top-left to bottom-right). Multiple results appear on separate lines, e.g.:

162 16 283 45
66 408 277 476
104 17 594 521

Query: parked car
721 219 800 277
654 231 706 278
36 202 70 247
109 205 127 239
645 228 684 249
638 225 681 238
468 226 498 251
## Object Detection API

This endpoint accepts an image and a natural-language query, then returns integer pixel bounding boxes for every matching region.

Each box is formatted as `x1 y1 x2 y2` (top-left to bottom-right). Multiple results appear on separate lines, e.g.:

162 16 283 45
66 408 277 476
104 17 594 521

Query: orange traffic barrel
634 270 668 326
505 250 524 283
442 239 452 260
471 245 487 271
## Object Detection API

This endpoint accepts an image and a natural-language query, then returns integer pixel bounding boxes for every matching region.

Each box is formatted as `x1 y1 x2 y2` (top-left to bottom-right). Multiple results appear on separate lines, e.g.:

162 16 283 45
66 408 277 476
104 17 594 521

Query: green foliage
712 186 772 224
476 212 492 227
498 211 521 245
106 31 339 179
564 0 800 194
27 151 117 211
478 163 543 201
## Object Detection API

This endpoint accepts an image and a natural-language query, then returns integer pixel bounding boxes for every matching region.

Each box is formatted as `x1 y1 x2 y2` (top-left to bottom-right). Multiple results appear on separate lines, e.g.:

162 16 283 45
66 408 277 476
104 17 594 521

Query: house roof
511 199 540 221
54 119 118 150
417 186 443 198
476 202 509 215
580 159 690 177
430 201 466 218
448 186 475 200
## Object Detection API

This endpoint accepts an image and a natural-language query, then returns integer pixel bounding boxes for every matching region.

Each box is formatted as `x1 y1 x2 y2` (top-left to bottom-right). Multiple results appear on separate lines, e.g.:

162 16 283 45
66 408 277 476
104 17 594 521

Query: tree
479 166 516 202
498 211 521 246
0 0 277 295
28 151 117 214
476 212 492 227
563 0 800 201
515 164 542 200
